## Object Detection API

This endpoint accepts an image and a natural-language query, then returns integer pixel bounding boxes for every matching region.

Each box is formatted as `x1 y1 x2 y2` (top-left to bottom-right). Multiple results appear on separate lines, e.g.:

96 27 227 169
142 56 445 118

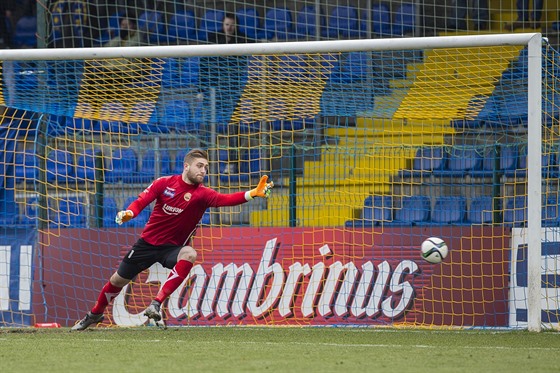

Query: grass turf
0 327 559 372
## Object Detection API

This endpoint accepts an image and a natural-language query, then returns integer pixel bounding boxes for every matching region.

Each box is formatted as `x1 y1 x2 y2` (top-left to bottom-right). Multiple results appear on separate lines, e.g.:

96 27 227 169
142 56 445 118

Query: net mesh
1 36 560 329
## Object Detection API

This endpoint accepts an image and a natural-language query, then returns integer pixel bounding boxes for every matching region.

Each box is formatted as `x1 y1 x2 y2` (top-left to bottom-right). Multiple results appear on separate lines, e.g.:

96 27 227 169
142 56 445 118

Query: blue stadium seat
468 196 495 225
20 196 38 226
365 3 392 36
239 148 260 178
503 196 527 227
471 145 518 178
392 195 431 225
218 149 246 183
399 146 446 178
431 196 467 224
433 146 483 176
342 51 372 82
0 200 19 225
14 150 38 183
105 148 138 183
295 5 325 38
543 197 560 227
237 8 270 40
137 11 166 44
13 15 37 48
201 209 211 225
52 196 87 228
124 196 151 227
504 146 554 178
167 10 197 43
97 12 123 45
392 3 416 36
197 9 225 42
325 5 362 38
75 149 98 183
46 149 75 183
363 195 393 226
181 57 200 86
137 149 173 183
102 197 119 228
172 149 189 174
265 7 294 40
157 99 196 133
128 101 159 133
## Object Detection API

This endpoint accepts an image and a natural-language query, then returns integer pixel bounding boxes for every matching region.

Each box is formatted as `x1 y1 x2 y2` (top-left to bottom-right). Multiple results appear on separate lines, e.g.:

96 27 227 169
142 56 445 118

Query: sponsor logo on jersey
162 203 184 215
163 187 176 198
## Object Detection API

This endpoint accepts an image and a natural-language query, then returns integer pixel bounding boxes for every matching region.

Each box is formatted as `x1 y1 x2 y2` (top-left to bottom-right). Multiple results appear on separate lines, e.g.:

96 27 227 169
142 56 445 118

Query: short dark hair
184 148 208 165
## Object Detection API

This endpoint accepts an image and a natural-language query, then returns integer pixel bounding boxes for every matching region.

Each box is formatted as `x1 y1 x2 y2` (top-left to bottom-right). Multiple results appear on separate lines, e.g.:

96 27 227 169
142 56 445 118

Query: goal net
0 33 557 331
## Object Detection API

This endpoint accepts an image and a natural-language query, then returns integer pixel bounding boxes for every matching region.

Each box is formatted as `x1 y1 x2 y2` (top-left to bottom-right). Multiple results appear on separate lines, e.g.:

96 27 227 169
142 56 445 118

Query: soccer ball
420 237 449 264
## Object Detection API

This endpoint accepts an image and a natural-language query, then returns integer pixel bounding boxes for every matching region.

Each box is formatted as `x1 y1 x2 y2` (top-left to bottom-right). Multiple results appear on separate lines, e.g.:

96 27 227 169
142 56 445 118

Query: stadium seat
52 196 87 228
197 9 225 42
97 12 123 45
392 3 416 36
363 3 392 37
264 7 294 40
237 8 270 40
46 149 75 183
14 150 38 183
295 5 325 39
239 148 261 177
340 51 372 83
124 196 151 227
391 195 431 225
471 145 518 178
433 146 483 176
137 149 173 183
19 196 38 226
325 5 362 38
181 57 200 86
364 195 393 225
400 146 446 178
172 149 189 174
0 200 19 225
431 196 467 224
105 148 138 183
157 99 195 133
102 197 119 228
468 196 495 225
543 197 560 227
167 10 197 43
75 149 99 183
503 196 527 227
13 15 37 48
137 11 166 44
218 149 246 183
201 209 211 225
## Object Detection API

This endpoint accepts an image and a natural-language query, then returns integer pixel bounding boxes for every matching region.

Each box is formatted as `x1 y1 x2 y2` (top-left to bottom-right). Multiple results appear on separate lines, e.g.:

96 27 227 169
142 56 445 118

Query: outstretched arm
211 175 275 208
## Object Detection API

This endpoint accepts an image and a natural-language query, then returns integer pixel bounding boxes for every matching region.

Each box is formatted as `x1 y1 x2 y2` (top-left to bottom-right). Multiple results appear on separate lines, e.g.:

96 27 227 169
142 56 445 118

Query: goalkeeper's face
183 157 209 185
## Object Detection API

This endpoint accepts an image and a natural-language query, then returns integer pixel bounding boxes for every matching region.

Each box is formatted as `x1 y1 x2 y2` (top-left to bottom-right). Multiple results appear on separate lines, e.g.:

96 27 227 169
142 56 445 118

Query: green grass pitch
1 327 559 372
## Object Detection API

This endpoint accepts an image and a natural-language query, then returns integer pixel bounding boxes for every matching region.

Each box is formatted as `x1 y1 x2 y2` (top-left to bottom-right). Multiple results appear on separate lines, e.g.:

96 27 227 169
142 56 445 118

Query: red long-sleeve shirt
127 175 248 246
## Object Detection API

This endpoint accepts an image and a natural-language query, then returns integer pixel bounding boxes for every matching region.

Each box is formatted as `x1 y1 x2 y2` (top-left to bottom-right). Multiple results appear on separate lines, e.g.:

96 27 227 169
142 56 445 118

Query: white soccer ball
420 237 449 264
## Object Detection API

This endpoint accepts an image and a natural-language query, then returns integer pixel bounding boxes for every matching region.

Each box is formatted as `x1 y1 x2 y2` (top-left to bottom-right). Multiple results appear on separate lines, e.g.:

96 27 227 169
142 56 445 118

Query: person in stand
72 148 274 330
104 16 143 47
203 13 254 174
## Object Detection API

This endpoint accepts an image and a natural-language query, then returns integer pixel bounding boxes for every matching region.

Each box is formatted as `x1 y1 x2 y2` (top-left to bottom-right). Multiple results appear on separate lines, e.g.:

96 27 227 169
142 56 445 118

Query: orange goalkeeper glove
247 175 274 199
115 210 134 225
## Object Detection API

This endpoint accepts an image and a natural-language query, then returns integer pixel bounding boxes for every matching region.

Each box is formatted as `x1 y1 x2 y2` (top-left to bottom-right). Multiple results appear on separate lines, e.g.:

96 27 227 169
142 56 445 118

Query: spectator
505 0 543 30
207 12 251 44
202 13 254 173
449 0 489 31
104 17 142 47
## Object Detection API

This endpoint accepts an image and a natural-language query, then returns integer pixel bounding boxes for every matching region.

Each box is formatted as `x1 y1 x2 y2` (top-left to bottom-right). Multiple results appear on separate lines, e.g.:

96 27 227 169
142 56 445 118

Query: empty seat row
345 195 560 227
399 145 558 179
13 147 263 185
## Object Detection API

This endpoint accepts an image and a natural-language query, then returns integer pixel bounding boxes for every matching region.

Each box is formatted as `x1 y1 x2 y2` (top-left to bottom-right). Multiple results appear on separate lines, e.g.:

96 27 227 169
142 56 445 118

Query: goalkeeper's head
182 148 209 185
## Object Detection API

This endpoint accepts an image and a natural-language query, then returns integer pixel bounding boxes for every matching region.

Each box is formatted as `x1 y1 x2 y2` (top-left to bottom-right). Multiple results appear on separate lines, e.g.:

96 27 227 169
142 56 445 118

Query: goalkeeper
72 148 273 330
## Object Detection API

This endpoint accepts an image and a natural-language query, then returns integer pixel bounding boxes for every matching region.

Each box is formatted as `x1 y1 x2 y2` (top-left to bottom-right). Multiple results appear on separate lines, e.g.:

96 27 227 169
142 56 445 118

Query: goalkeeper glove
246 175 274 200
115 210 134 225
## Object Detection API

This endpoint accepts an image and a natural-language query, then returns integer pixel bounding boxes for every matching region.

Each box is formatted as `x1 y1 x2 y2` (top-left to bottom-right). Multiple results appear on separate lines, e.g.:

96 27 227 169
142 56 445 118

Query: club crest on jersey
184 193 192 201
163 187 176 198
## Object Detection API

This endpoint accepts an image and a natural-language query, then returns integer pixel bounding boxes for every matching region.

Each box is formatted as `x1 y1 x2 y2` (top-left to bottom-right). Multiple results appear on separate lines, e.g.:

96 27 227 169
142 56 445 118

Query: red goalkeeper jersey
126 175 247 246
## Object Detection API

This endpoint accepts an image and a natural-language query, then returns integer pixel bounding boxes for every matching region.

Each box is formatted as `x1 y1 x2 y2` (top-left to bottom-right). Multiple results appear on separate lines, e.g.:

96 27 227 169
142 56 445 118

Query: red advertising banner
34 226 510 327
